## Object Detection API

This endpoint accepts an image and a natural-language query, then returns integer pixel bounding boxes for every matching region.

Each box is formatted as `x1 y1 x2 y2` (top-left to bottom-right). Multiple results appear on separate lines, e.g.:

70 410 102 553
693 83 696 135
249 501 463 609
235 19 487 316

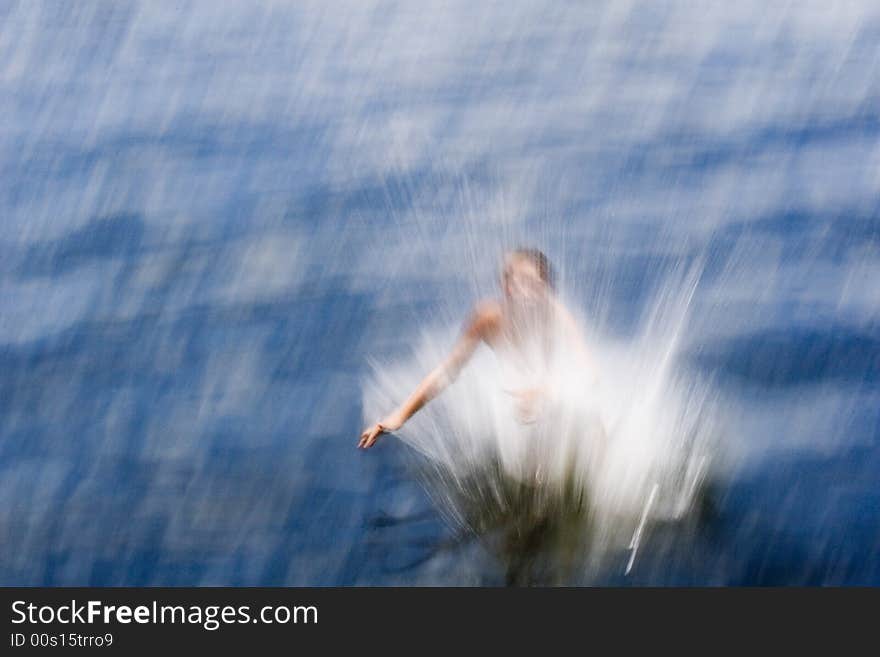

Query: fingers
515 408 538 425
358 424 383 449
357 426 371 449
364 427 381 448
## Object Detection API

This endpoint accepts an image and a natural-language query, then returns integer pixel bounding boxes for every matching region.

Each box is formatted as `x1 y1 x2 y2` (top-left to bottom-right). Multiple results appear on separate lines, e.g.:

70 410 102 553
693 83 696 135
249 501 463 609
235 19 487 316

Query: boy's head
501 248 555 306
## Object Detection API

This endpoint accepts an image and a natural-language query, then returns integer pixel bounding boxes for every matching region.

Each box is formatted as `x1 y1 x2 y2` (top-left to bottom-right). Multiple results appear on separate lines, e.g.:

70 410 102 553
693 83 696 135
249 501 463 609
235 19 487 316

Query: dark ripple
690 325 880 389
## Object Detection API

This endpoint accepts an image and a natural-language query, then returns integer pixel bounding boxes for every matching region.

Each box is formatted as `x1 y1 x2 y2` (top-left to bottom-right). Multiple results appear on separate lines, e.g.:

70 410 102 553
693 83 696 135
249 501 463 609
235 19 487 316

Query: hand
505 387 546 425
358 414 403 449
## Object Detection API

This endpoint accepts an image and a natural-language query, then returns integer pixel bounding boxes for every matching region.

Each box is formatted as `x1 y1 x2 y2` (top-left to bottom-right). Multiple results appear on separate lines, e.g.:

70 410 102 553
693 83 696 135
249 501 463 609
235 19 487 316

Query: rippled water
1 1 879 585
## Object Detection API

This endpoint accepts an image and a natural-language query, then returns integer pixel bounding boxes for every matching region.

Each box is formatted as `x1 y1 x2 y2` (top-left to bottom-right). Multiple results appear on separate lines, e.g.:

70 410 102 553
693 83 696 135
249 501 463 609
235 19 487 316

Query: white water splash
363 262 719 573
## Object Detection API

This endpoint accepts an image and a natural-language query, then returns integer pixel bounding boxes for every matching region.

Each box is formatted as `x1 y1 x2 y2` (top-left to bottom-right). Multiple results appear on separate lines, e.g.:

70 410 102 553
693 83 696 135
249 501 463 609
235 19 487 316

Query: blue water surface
1 1 878 585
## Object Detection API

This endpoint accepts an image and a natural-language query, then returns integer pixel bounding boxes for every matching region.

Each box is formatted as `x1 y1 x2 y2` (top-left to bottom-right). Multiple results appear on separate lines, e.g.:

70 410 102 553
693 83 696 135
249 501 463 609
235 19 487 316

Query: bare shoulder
468 298 503 339
551 296 579 327
552 298 592 344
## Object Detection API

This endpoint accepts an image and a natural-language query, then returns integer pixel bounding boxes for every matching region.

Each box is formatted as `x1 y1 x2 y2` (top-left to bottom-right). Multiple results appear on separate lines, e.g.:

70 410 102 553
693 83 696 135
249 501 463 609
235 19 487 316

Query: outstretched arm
358 302 499 449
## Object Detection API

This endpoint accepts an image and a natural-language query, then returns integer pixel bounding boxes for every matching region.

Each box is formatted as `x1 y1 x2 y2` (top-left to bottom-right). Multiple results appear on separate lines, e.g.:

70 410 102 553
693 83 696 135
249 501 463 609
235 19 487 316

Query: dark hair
509 248 555 290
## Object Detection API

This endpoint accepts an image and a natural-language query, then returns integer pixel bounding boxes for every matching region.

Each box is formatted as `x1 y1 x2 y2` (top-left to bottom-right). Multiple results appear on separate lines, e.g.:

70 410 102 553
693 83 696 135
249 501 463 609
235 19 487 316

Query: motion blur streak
1 1 878 584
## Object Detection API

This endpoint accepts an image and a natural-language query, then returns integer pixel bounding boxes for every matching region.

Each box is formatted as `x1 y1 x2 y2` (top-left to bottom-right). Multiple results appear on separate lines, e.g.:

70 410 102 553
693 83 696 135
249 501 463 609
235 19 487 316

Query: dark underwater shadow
389 447 718 586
